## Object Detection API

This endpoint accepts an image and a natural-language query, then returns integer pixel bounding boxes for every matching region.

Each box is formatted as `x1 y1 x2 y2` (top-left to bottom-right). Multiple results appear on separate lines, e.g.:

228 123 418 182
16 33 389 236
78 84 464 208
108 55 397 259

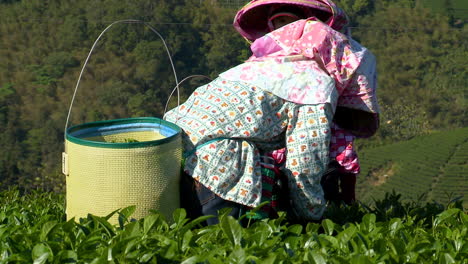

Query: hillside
0 0 466 193
357 127 468 207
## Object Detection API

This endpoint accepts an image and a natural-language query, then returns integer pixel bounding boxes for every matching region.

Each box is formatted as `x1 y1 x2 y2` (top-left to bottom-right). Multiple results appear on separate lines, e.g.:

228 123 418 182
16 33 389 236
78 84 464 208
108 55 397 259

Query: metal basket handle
163 74 212 121
64 19 180 139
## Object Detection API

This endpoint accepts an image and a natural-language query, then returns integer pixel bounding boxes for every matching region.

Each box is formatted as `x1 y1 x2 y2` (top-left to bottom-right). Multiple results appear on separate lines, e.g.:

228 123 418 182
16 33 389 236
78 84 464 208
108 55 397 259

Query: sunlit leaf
220 215 242 246
118 205 137 228
172 208 187 226
322 219 335 236
32 244 51 264
310 251 327 264
438 253 456 264
143 213 159 234
39 221 57 241
181 255 203 264
434 208 460 227
57 250 78 263
361 214 376 233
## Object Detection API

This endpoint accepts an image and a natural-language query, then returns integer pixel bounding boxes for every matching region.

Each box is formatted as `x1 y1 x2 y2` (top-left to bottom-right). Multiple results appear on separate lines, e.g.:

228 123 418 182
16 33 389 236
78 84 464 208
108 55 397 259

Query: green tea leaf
173 208 187 224
413 242 431 254
220 216 242 246
306 222 320 233
228 247 247 263
438 253 456 264
172 208 190 229
337 225 357 244
143 213 159 234
139 252 156 263
350 255 372 264
287 224 303 235
124 238 139 255
321 235 339 249
180 215 214 233
310 251 327 264
259 254 277 264
32 244 51 264
122 221 141 238
39 221 57 241
434 208 460 227
90 215 116 237
361 214 376 233
389 218 402 235
118 205 136 226
33 253 49 264
181 255 203 264
103 209 119 221
182 230 194 252
322 219 335 236
57 250 78 263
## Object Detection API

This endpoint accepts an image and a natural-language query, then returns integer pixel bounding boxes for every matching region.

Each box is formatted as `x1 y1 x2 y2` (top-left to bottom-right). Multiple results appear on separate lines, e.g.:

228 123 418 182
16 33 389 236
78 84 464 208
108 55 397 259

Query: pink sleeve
336 44 380 137
329 123 360 174
338 47 379 114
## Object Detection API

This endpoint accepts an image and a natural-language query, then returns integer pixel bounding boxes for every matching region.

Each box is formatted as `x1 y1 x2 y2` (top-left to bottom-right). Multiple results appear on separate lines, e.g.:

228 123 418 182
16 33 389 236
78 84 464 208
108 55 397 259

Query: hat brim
234 0 332 41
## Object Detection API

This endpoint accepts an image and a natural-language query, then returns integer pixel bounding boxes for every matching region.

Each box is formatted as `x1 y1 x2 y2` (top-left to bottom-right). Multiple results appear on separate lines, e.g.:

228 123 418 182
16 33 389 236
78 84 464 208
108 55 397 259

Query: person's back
165 0 380 224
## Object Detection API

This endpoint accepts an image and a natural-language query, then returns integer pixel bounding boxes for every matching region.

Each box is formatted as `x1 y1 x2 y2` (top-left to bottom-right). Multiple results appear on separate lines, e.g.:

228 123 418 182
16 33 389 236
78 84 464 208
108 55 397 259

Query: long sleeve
304 22 362 94
337 42 378 113
334 41 380 137
283 103 332 220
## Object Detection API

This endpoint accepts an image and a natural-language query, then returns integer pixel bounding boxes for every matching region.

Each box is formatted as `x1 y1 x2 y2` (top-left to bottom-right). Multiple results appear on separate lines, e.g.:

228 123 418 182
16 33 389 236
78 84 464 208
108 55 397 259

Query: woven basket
63 20 183 223
63 118 182 223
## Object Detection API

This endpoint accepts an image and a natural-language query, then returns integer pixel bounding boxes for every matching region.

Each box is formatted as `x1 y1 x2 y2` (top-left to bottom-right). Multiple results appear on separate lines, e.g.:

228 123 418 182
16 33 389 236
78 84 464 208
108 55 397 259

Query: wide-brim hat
234 0 333 41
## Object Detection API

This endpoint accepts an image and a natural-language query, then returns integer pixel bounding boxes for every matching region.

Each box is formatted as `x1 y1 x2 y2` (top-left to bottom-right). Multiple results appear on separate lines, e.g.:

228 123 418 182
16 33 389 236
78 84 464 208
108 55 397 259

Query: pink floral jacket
221 18 379 174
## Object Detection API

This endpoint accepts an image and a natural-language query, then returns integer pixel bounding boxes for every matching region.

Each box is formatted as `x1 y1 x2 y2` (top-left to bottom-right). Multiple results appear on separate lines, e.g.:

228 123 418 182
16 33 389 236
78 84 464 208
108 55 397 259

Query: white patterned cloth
165 78 331 220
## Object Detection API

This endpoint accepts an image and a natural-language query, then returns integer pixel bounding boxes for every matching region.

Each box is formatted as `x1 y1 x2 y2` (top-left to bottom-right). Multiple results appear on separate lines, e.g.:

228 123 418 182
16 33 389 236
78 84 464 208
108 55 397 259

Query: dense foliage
0 189 466 263
0 0 466 192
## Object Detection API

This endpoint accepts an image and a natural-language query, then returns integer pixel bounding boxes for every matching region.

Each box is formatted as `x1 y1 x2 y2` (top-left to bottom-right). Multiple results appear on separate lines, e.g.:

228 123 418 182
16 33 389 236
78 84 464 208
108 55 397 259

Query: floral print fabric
221 18 379 174
222 18 379 118
220 56 338 109
329 123 359 173
164 16 379 220
165 77 332 220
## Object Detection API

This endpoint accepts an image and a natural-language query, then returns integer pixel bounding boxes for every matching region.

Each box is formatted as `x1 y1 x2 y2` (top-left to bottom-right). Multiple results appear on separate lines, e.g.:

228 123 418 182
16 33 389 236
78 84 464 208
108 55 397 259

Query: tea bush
0 189 466 263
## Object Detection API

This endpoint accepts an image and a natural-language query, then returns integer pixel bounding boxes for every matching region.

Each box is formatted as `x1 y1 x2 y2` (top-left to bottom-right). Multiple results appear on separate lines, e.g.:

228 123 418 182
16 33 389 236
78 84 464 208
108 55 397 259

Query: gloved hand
321 161 356 205
339 172 356 205
268 148 286 165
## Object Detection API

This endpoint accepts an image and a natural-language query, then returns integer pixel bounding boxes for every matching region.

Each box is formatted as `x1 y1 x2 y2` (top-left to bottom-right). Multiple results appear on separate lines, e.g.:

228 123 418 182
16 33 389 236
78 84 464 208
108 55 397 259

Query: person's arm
283 104 332 221
334 46 380 138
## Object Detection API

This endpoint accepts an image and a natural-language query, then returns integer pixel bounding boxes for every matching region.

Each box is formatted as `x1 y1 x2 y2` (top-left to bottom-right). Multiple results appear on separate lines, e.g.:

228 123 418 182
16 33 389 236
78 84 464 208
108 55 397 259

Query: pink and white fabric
329 123 360 174
231 0 379 174
221 18 379 174
221 18 379 132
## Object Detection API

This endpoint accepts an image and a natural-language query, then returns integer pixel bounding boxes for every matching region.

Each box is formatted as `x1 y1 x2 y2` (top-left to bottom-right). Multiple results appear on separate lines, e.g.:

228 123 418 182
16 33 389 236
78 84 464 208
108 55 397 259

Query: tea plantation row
357 127 468 207
0 189 466 263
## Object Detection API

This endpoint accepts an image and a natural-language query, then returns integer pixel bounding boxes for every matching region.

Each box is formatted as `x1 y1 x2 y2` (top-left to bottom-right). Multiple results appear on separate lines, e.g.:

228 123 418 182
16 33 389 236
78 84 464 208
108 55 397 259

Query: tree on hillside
0 0 465 191
353 2 467 142
0 0 249 191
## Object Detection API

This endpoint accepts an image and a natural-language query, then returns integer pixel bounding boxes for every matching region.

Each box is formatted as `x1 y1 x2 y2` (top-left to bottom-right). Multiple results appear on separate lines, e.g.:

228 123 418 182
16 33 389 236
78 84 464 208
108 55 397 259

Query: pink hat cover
233 0 348 41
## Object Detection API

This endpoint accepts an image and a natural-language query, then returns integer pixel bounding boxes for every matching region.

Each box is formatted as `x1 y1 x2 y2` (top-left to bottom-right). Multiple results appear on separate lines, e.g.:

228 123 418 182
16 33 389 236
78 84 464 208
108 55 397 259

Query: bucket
63 118 182 222
63 20 182 223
